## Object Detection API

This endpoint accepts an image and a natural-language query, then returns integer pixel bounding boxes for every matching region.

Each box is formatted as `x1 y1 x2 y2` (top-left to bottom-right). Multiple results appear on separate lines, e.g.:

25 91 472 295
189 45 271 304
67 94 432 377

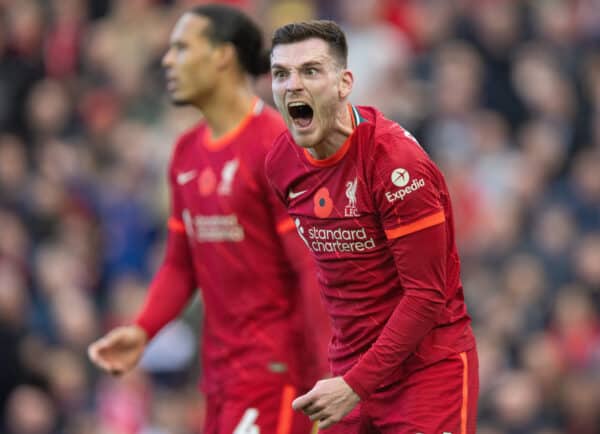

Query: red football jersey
136 100 327 394
265 105 476 397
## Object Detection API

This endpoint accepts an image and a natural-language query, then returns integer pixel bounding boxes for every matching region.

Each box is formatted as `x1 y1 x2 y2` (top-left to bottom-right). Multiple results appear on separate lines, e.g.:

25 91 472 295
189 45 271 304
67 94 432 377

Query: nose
162 48 173 69
286 70 303 93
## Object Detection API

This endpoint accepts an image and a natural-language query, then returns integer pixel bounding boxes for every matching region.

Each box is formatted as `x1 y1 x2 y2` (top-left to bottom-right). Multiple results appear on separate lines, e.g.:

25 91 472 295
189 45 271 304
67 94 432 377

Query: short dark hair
191 4 269 76
271 20 348 68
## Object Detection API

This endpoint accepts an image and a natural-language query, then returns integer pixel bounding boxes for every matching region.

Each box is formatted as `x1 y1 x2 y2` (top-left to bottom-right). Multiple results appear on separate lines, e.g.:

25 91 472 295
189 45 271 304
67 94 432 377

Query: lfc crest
345 177 359 217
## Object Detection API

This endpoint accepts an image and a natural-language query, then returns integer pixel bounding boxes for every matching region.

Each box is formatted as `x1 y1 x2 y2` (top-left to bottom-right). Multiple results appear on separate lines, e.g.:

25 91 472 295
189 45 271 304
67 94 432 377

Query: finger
302 401 325 416
292 392 315 411
97 330 123 348
87 344 99 363
92 335 112 349
88 345 117 372
89 342 111 363
309 408 329 422
92 356 114 373
88 345 106 368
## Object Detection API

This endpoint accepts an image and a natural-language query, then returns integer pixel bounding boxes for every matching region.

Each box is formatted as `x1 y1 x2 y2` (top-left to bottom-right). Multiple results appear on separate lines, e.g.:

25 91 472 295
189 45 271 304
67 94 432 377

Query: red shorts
323 349 478 434
204 379 316 434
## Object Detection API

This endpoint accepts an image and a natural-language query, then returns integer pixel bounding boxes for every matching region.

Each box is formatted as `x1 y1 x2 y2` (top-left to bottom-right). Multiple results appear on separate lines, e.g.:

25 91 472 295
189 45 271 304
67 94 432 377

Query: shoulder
354 108 443 190
257 103 285 126
353 106 416 157
369 109 434 170
264 131 296 202
264 130 295 181
172 123 204 156
252 102 287 144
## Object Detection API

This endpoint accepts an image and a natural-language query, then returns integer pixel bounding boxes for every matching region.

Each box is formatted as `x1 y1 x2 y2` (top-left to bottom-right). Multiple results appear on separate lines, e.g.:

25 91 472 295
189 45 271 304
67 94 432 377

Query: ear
338 69 354 100
215 42 236 71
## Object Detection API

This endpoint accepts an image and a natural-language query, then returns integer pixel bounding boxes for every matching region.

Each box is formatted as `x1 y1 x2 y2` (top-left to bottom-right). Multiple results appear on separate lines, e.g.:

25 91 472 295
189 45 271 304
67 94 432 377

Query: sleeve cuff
276 217 296 234
342 369 371 401
133 317 158 341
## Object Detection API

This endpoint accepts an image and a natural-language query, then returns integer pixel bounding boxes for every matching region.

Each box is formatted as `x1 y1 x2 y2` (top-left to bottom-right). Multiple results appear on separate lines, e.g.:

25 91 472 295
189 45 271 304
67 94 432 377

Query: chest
286 164 386 259
176 149 261 214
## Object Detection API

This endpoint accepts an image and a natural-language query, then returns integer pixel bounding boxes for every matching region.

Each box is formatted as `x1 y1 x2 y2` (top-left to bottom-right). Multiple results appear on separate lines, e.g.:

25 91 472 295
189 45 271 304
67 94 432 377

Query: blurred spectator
0 264 29 431
512 43 576 138
550 285 600 372
529 203 578 288
95 371 151 434
392 0 457 54
44 0 86 79
44 348 91 415
4 385 59 434
0 134 30 208
562 149 600 231
462 0 527 129
529 0 577 66
521 333 563 408
0 10 43 137
425 40 483 166
489 370 546 433
338 0 413 116
559 373 600 434
265 0 316 34
26 79 77 143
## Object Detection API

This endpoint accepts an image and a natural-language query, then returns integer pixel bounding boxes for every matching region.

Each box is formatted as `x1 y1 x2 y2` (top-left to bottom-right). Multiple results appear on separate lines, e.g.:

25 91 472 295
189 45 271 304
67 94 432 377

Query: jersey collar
203 97 263 151
302 104 363 167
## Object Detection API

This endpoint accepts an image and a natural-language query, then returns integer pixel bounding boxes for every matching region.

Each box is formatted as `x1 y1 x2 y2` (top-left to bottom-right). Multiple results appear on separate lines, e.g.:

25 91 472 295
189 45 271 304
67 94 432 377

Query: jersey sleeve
134 153 197 339
166 155 187 232
342 129 449 399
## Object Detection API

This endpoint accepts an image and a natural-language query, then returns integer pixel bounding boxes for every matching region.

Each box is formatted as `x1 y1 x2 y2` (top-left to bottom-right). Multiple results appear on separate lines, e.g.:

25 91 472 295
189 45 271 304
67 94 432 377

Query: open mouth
287 102 314 129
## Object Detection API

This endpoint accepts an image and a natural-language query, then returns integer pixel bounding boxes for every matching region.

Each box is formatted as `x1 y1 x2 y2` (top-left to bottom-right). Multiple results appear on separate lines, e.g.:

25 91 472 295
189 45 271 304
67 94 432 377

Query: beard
299 97 339 144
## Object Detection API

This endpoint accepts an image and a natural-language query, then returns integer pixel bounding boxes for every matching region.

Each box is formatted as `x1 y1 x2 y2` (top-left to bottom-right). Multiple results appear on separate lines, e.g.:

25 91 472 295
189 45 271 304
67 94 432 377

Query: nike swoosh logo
288 189 307 199
177 170 197 185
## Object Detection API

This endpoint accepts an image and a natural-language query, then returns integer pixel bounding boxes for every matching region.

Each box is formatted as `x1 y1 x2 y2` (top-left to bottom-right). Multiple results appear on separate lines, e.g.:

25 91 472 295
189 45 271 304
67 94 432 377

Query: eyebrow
271 60 325 70
169 36 187 47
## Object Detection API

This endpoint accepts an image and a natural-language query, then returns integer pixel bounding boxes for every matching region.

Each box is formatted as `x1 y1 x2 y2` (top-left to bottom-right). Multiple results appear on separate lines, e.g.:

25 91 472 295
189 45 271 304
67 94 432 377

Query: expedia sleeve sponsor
371 134 445 233
385 178 426 203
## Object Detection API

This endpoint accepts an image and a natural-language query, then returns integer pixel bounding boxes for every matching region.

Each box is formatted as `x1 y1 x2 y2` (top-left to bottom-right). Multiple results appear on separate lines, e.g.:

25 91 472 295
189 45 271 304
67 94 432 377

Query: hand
292 376 360 429
87 325 148 375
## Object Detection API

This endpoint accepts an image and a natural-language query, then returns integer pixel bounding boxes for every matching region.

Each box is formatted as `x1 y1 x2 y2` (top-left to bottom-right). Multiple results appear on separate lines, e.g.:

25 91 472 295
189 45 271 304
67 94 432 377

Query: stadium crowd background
1 0 599 433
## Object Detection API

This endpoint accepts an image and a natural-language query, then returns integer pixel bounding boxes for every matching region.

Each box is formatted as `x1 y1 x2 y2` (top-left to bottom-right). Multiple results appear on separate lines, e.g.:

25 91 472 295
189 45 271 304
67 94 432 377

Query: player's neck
198 80 256 139
307 103 354 160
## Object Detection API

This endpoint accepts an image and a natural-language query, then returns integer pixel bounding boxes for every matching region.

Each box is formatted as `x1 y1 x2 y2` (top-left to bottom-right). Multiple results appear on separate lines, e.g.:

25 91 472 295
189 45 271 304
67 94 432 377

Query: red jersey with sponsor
137 100 326 394
265 105 476 397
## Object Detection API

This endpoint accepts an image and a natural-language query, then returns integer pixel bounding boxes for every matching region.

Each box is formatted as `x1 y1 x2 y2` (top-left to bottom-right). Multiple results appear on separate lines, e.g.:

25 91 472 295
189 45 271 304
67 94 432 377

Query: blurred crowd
1 0 599 433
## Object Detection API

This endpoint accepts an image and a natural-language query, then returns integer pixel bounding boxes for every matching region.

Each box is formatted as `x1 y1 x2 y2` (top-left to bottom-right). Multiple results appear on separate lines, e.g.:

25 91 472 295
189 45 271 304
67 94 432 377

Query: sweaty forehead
271 38 335 67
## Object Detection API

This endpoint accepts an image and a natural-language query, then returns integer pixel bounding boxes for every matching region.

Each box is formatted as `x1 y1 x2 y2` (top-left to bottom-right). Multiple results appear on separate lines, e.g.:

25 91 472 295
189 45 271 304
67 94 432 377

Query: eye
273 70 287 79
305 67 318 76
171 42 187 54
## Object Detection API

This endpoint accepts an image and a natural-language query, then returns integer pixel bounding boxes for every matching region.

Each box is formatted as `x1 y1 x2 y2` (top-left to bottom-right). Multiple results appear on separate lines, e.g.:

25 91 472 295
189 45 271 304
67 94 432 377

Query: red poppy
314 187 333 218
198 168 216 196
